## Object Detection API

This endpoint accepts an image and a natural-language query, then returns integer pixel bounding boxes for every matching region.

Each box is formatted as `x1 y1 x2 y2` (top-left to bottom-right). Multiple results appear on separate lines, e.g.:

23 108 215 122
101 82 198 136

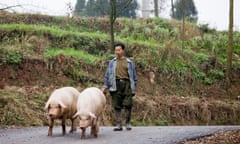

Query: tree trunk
181 0 186 50
110 0 116 52
171 0 174 17
110 20 114 52
154 0 159 17
226 0 234 90
109 0 132 51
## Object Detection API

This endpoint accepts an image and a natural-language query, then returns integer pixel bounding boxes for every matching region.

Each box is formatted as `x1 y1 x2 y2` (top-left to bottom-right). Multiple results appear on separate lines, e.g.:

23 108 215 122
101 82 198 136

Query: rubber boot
113 109 123 131
125 108 132 130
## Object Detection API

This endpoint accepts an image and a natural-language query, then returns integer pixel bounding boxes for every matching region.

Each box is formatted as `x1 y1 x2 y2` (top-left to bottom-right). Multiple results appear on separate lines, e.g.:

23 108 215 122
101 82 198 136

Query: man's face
115 46 124 58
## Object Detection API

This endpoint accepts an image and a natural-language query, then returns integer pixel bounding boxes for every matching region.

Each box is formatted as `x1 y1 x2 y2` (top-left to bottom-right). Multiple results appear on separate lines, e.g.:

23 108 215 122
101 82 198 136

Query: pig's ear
44 102 50 110
72 112 80 119
58 101 66 109
89 112 96 119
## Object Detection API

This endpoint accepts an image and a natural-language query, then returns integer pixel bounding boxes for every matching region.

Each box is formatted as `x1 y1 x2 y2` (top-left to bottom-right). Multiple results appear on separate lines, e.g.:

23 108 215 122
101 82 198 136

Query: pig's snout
49 114 56 118
49 114 57 119
80 120 89 128
48 110 58 118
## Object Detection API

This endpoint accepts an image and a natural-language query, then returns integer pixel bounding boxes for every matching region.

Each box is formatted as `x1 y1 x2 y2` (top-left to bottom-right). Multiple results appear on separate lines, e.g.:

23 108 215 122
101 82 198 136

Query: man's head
114 42 125 58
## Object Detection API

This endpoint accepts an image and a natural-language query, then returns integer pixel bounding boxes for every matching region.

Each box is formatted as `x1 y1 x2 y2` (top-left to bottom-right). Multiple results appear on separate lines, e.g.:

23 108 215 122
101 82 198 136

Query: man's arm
132 61 137 87
102 61 111 94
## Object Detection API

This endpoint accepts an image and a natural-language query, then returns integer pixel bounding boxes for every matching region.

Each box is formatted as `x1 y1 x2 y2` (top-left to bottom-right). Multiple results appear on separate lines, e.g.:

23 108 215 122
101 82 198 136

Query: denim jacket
103 57 137 94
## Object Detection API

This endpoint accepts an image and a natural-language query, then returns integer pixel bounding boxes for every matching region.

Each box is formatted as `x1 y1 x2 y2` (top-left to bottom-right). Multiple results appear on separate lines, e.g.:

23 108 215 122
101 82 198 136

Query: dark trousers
110 79 133 109
110 79 133 125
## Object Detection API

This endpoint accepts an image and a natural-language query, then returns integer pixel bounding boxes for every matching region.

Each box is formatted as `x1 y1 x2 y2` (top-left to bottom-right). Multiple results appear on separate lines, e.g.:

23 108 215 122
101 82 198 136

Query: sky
0 0 239 31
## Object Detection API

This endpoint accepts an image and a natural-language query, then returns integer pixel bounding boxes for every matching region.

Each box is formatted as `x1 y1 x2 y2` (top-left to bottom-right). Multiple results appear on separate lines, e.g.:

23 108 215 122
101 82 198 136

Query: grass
1 13 240 89
0 89 46 126
1 20 238 87
0 24 108 39
45 48 105 64
2 11 240 127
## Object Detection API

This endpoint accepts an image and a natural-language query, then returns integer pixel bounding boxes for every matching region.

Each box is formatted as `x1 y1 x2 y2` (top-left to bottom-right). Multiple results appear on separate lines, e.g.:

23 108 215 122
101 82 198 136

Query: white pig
73 87 106 139
45 87 80 136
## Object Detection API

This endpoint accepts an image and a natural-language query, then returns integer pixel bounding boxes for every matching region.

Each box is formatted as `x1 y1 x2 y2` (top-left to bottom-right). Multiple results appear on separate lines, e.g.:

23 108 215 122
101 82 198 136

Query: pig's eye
58 104 61 109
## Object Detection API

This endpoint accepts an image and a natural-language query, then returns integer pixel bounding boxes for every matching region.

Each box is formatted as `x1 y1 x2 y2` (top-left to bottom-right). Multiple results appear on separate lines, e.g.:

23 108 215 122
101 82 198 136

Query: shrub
0 48 22 64
210 69 225 80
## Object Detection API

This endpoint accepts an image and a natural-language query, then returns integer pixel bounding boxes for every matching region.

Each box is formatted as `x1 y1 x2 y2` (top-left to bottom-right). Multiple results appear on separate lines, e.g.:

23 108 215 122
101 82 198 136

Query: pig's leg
95 119 100 137
90 125 96 137
48 118 54 136
62 116 66 136
69 118 77 133
90 125 94 136
81 127 86 139
92 124 99 138
91 117 99 138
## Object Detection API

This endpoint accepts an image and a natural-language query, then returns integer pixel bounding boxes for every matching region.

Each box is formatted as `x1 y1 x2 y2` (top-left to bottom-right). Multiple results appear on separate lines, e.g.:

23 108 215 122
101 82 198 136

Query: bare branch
94 0 109 16
115 0 133 18
0 5 21 10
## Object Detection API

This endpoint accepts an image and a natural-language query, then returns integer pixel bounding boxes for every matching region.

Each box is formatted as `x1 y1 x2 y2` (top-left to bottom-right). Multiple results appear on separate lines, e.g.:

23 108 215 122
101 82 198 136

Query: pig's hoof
48 132 52 136
94 134 98 138
69 129 75 133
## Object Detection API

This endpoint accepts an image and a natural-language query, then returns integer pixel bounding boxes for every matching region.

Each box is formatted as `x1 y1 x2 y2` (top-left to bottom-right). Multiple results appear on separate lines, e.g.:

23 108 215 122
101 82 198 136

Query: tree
95 0 111 16
171 0 198 22
226 0 234 89
66 2 74 17
144 0 166 17
154 0 159 17
119 0 138 18
86 0 101 16
171 0 175 18
109 0 134 50
74 0 86 16
75 0 137 18
74 0 137 50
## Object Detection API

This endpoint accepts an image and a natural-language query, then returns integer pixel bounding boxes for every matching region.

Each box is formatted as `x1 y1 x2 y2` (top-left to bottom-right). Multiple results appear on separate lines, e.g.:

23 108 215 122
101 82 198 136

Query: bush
0 48 22 64
210 69 225 80
155 119 169 126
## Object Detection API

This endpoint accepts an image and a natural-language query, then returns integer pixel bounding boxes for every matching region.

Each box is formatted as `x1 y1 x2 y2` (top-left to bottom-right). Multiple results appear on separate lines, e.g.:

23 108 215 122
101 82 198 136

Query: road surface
0 126 239 144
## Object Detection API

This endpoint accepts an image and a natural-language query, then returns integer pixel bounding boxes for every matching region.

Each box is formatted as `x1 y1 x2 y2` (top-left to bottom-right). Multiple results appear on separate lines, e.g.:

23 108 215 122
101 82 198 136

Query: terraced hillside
1 11 240 127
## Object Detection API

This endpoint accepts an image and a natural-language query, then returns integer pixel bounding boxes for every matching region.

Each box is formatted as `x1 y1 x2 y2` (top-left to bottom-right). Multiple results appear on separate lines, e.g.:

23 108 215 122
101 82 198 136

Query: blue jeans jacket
103 57 137 94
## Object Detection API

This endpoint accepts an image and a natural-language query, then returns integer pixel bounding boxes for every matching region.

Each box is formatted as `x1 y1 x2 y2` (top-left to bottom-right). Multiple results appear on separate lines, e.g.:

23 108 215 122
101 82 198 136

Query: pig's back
78 87 106 115
50 87 78 105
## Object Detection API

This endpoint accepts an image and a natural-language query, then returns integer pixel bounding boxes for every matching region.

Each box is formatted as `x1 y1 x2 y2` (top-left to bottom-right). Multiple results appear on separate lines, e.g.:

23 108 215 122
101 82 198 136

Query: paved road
0 126 239 144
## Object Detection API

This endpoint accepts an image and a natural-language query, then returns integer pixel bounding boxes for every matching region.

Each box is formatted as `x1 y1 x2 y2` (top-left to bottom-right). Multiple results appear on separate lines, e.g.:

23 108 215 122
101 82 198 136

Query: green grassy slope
1 11 240 126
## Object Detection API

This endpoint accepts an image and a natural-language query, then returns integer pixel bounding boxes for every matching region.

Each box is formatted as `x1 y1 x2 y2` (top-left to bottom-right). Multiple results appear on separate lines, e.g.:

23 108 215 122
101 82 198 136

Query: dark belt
116 78 129 82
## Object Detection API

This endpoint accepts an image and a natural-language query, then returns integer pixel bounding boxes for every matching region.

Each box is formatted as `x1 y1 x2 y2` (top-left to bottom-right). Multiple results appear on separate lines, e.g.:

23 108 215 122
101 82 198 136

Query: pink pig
73 87 106 139
45 87 80 136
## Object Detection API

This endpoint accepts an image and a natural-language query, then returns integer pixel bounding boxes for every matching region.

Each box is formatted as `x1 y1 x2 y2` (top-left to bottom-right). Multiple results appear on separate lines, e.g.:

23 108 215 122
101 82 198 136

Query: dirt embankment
1 58 240 127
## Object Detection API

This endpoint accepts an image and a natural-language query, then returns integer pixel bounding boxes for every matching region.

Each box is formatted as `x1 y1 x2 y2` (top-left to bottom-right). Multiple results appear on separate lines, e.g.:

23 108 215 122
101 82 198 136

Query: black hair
114 42 125 50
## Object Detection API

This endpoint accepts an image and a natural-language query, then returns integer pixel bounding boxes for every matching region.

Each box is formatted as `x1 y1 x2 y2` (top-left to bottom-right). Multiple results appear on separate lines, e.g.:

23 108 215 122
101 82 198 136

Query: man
102 42 137 131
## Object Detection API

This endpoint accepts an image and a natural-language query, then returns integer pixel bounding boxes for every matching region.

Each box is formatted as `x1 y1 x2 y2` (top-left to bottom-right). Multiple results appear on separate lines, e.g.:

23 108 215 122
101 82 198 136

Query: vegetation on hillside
1 11 240 95
0 11 240 127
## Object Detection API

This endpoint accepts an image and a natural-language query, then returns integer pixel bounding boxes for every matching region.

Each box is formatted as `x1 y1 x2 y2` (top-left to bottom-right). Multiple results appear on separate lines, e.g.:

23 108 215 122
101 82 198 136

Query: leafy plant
45 48 104 64
155 119 169 126
203 77 214 85
210 69 225 80
0 48 22 64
